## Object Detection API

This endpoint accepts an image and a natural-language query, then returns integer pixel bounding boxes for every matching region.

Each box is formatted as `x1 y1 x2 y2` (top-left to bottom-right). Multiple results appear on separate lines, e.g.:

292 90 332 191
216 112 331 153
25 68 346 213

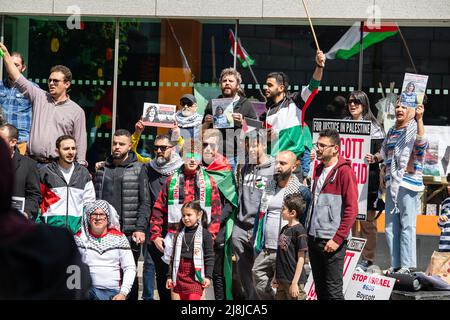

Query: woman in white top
75 200 136 300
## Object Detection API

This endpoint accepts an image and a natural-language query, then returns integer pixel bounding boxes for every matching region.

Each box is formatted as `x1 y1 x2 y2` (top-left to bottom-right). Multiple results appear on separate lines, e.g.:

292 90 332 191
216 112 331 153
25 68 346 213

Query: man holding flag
262 50 326 181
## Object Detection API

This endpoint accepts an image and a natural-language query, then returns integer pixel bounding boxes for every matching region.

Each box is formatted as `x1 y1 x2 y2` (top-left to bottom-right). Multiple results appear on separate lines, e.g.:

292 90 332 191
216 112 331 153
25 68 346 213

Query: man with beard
252 150 311 300
94 129 151 300
262 50 326 181
38 135 95 234
202 68 257 171
172 94 203 142
201 129 238 300
142 134 183 300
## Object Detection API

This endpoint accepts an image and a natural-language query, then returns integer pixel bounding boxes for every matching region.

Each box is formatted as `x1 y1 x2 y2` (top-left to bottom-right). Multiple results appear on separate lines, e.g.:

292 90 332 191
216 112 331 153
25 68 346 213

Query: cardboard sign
142 103 176 128
345 271 396 300
311 119 372 220
400 73 429 108
305 237 367 300
212 98 234 129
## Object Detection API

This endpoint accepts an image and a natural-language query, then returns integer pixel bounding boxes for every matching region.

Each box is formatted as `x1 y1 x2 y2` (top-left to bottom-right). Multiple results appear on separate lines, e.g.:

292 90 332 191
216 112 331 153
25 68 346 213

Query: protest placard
305 237 366 300
250 101 267 119
344 271 395 300
142 103 176 128
212 98 234 129
400 73 429 108
311 119 372 220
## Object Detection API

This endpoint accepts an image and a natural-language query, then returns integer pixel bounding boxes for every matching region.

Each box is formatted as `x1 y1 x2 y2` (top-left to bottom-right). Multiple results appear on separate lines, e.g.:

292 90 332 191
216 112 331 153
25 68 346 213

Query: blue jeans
142 242 156 300
89 287 120 300
385 186 419 269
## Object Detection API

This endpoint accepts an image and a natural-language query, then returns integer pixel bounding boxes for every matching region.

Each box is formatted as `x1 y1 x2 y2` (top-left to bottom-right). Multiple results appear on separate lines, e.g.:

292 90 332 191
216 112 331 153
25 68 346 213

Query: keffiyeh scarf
171 225 205 286
174 111 203 128
75 200 130 255
149 152 184 176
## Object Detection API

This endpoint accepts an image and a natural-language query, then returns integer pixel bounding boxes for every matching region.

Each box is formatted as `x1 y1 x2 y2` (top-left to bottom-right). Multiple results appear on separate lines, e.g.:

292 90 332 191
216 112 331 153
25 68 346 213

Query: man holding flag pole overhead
261 50 326 181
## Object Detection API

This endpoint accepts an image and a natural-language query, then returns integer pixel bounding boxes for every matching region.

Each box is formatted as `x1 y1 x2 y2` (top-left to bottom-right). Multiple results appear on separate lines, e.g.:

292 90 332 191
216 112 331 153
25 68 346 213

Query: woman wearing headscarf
75 200 136 300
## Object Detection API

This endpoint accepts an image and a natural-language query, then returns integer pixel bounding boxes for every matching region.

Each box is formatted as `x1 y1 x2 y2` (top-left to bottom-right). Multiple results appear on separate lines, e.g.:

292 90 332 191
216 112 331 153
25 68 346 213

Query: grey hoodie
237 155 276 230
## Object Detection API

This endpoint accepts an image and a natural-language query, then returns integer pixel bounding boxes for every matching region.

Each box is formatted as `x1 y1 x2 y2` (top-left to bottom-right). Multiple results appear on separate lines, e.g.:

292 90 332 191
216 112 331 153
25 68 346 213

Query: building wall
1 0 450 22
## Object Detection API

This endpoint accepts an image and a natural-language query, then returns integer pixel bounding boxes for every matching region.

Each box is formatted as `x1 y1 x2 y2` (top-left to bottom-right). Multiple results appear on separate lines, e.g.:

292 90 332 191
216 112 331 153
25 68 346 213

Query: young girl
166 201 215 300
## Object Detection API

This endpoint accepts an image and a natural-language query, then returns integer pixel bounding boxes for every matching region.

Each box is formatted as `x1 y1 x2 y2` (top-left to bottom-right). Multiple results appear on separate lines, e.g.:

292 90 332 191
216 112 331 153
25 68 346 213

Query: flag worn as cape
205 154 238 300
326 22 398 60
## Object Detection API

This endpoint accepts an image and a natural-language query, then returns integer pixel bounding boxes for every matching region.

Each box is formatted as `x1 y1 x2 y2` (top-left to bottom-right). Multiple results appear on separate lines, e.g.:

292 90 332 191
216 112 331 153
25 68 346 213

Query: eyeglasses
48 78 65 84
313 142 336 150
90 213 107 220
180 101 194 108
348 98 362 105
153 145 173 152
202 142 218 150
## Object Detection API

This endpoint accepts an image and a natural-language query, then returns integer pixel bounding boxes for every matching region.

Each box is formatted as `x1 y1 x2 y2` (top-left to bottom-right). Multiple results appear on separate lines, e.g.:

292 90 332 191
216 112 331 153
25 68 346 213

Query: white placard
344 271 396 300
142 103 176 128
311 119 372 220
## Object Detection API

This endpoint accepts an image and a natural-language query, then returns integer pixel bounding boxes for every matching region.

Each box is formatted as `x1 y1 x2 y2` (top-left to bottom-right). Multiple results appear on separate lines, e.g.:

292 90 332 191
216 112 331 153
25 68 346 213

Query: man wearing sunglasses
172 94 203 142
94 129 151 300
0 43 87 166
142 134 183 300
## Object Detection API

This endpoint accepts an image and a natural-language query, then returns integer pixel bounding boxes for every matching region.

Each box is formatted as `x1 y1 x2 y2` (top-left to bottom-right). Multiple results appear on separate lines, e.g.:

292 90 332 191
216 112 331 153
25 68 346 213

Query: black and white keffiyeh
75 200 130 255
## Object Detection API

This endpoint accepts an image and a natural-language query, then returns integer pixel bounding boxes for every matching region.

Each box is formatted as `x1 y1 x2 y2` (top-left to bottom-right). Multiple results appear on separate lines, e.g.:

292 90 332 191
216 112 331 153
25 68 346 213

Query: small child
166 201 214 300
271 193 308 300
438 174 450 252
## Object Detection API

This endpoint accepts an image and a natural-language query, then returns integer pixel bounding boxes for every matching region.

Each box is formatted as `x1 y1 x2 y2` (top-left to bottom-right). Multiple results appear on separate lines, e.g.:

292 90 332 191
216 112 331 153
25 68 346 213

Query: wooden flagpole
301 0 320 51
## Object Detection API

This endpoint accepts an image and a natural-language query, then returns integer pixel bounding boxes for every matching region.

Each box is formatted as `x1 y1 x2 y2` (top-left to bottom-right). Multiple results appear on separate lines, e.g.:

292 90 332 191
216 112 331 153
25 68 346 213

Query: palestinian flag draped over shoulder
228 29 255 68
326 22 399 60
266 81 317 158
204 154 238 300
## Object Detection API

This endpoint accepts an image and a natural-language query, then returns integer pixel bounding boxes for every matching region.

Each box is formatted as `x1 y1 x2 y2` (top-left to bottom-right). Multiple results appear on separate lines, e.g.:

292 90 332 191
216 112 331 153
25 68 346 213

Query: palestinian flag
266 83 317 157
228 29 255 68
326 22 398 60
205 154 238 300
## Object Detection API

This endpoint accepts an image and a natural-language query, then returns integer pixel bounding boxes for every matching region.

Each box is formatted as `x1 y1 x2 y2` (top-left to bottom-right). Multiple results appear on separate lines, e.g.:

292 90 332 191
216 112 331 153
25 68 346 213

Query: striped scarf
171 225 204 287
389 119 417 213
168 167 212 224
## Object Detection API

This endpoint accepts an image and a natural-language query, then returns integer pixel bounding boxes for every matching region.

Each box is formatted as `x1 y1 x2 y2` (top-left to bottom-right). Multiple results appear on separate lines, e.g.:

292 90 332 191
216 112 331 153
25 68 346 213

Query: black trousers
213 246 225 300
307 236 347 300
148 242 171 300
126 235 141 301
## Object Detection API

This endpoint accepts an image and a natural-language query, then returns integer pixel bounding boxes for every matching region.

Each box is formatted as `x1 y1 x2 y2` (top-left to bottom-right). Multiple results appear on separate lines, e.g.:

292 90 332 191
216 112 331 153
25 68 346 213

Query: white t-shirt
58 163 75 184
314 161 337 205
264 186 287 250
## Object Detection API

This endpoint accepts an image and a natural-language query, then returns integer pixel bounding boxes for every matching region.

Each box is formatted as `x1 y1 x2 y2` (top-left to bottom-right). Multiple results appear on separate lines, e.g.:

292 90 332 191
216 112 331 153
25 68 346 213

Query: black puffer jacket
94 151 150 235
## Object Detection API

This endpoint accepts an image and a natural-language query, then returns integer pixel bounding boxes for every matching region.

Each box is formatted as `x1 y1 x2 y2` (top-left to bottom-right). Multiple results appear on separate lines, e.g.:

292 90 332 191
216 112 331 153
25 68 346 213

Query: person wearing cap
171 93 203 146
128 93 200 164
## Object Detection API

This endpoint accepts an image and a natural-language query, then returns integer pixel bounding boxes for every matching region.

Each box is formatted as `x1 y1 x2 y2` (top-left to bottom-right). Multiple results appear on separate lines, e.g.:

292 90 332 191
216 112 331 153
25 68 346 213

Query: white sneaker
397 267 411 274
383 267 397 275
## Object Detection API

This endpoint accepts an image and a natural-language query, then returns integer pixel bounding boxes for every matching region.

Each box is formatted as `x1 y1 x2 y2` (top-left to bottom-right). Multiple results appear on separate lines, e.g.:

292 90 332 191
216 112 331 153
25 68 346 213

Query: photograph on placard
212 98 234 129
400 73 429 108
142 103 176 128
